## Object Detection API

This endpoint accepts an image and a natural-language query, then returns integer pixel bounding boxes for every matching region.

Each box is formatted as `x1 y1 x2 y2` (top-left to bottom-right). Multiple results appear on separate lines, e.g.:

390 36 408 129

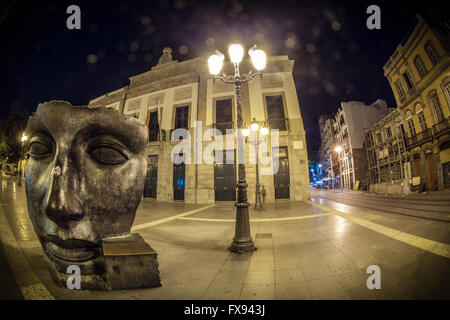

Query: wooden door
425 153 435 191
274 147 290 199
214 150 236 201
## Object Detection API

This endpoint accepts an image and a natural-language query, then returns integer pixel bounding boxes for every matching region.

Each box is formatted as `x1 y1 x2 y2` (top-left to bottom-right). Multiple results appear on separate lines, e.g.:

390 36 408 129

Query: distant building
318 115 332 179
319 100 389 190
383 12 450 191
88 48 310 203
364 108 410 195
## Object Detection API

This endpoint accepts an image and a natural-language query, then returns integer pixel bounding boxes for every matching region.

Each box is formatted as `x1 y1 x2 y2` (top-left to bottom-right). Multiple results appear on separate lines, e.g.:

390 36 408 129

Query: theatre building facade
89 48 310 204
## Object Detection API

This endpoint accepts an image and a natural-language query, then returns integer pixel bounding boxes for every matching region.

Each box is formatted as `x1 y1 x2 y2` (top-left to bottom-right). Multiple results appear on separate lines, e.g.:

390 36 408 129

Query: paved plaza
0 176 449 300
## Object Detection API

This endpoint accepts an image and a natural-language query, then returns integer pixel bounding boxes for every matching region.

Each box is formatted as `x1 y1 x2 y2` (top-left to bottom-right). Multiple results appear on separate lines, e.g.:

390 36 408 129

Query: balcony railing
268 118 289 132
406 128 432 149
432 117 449 137
213 122 234 135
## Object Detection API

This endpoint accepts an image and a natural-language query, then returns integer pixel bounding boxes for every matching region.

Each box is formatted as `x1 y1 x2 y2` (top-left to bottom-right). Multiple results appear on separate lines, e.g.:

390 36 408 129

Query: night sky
0 0 440 151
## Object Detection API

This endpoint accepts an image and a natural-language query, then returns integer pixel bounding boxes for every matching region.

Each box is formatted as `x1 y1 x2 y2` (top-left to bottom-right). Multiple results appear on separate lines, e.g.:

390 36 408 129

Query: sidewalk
1 176 449 300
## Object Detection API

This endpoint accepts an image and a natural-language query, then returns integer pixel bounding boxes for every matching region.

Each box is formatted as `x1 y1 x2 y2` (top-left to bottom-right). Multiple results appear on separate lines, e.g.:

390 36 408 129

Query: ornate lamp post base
229 189 256 253
254 189 264 210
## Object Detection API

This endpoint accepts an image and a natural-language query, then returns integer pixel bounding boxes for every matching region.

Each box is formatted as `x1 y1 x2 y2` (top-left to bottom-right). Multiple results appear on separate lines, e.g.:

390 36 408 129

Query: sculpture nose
44 163 84 228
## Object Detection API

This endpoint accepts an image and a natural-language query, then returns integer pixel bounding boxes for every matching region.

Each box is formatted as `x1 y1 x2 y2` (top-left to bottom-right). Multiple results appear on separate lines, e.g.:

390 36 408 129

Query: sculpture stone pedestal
103 233 161 290
45 233 161 290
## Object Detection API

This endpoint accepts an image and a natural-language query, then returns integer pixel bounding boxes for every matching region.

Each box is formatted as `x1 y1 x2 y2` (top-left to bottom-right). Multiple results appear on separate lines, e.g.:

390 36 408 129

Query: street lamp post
248 118 269 210
334 146 343 191
208 43 267 253
17 133 27 186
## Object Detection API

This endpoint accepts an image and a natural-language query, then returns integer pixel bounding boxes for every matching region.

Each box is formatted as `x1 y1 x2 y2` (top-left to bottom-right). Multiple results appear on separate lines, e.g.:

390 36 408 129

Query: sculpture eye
30 141 52 158
89 145 128 165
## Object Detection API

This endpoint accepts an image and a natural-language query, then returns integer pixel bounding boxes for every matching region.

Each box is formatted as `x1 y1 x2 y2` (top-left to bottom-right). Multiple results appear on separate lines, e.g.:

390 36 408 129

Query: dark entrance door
173 153 185 201
425 153 435 191
274 146 290 199
144 155 158 198
214 150 236 201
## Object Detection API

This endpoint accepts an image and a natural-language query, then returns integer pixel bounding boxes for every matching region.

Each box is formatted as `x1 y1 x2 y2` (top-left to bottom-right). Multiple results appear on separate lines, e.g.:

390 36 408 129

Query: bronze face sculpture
25 101 160 290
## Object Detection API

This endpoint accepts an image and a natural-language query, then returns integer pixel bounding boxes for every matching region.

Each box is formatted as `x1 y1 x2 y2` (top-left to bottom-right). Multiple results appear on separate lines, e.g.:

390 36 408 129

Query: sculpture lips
43 234 99 249
43 235 99 262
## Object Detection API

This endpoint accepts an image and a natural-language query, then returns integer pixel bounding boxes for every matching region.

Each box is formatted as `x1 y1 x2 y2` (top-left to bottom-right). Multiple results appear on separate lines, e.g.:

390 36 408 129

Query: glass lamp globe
249 46 267 71
260 127 269 136
242 128 250 137
208 51 224 75
228 43 244 64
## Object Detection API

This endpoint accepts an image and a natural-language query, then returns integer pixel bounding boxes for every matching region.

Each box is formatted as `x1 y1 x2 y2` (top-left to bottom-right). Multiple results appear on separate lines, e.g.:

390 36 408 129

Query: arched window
414 55 428 78
415 103 427 131
425 40 440 65
405 110 416 137
427 89 445 124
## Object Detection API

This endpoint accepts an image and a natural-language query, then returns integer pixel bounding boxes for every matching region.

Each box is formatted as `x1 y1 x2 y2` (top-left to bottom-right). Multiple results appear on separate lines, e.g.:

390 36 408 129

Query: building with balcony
319 100 389 190
364 108 410 195
383 11 450 191
88 48 310 203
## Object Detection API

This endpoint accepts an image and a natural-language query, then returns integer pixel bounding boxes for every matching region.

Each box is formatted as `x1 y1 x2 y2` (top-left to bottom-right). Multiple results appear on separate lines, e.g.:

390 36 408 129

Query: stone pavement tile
183 267 221 282
221 259 251 270
343 286 381 300
326 260 359 276
248 258 274 271
194 255 228 269
317 289 351 300
348 253 386 270
375 271 416 299
409 278 450 299
240 283 275 300
244 270 275 285
213 269 248 284
275 281 312 300
275 269 306 283
201 282 243 300
296 255 327 269
151 280 212 300
302 264 334 281
307 275 347 299
334 269 366 289
225 252 253 262
274 258 301 271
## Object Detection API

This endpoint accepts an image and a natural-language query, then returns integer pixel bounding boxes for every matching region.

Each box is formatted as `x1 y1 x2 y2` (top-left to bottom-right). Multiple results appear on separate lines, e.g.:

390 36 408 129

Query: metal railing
213 122 234 135
432 117 449 137
268 118 289 132
406 128 432 149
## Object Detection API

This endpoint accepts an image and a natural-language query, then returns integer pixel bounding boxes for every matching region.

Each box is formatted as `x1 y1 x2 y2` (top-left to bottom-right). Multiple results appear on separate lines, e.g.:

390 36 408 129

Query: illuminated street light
17 132 28 186
208 51 224 75
248 45 267 71
247 118 268 211
208 43 266 253
228 43 244 64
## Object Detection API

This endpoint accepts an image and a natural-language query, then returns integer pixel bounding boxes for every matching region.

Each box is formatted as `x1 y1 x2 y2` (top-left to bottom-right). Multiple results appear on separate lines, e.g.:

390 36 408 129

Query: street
0 175 449 300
